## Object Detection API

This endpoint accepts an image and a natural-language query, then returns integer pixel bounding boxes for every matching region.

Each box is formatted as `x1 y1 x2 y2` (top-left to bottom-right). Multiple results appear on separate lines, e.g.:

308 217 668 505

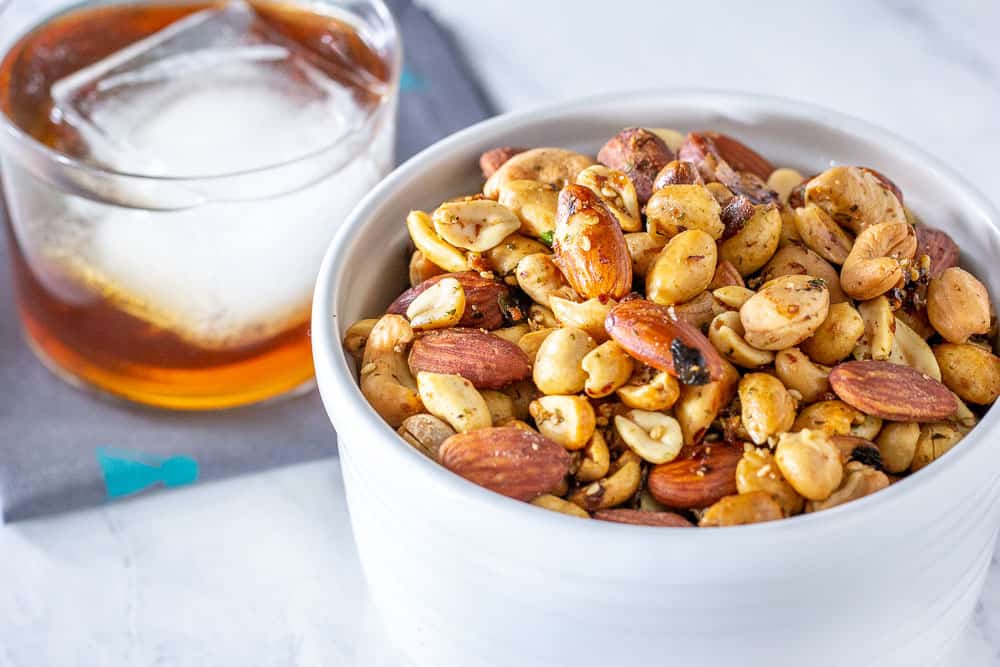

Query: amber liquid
0 2 389 409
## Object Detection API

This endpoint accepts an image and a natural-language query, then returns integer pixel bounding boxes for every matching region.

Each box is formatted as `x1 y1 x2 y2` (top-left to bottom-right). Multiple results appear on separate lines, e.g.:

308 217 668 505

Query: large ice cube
50 0 381 176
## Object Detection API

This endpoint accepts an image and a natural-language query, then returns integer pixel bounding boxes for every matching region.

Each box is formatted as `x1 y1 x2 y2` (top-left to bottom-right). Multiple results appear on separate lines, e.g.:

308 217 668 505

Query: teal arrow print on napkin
96 448 199 498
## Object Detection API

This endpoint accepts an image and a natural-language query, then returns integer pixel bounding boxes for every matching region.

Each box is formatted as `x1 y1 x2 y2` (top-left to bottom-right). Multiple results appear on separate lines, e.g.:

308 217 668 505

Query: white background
2 0 1000 665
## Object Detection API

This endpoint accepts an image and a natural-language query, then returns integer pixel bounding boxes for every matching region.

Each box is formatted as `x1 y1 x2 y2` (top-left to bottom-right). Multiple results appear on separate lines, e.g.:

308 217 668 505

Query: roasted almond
915 225 959 278
705 132 775 181
647 444 742 509
552 184 633 300
593 508 694 527
597 127 674 204
709 260 745 289
829 360 957 422
480 146 525 179
677 132 777 204
438 426 570 501
409 329 531 390
387 271 517 330
605 298 725 384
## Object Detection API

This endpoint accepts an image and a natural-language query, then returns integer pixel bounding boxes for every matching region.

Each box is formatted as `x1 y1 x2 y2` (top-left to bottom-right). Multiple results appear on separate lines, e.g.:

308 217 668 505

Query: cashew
529 395 596 450
576 430 611 483
405 277 465 330
533 327 596 395
645 184 724 241
713 286 756 310
397 414 455 459
700 491 784 527
432 199 522 252
911 422 964 472
529 303 560 328
486 233 550 276
775 429 844 501
719 204 782 276
708 311 774 368
738 373 797 445
646 229 718 306
518 328 556 365
484 147 594 198
343 318 378 362
492 323 532 346
736 448 804 516
760 243 848 303
840 222 917 301
497 179 560 239
890 316 940 380
582 340 634 398
406 210 468 273
767 167 805 204
927 267 991 344
624 231 666 277
774 347 831 404
807 461 890 512
793 204 854 265
617 366 681 411
857 296 894 361
569 457 642 510
614 410 684 464
516 253 577 307
480 389 517 425
409 250 445 286
359 315 423 427
416 372 491 433
531 494 590 519
934 343 1000 405
805 166 906 234
675 358 739 445
550 296 615 342
876 422 920 474
740 275 830 350
576 165 641 231
800 302 865 365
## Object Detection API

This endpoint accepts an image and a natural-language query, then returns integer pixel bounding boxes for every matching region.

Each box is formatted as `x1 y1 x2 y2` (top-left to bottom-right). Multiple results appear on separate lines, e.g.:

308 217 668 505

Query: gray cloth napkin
0 0 495 521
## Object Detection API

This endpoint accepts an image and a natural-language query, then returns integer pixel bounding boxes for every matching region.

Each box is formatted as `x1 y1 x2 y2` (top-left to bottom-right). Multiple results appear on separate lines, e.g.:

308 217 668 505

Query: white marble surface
3 0 1000 665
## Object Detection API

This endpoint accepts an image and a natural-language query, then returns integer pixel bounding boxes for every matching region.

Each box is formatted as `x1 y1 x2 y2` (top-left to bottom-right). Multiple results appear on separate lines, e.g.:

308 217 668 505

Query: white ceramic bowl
313 91 1000 667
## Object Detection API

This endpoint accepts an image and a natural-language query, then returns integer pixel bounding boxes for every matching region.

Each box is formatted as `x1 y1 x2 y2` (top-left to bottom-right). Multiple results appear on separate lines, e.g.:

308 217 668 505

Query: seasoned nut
911 422 964 472
409 329 532 390
529 303 559 328
552 185 633 300
857 296 894 361
529 394 596 450
550 296 615 342
582 340 634 398
517 328 555 365
700 491 783 527
767 167 805 204
779 207 802 247
531 494 590 519
497 180 559 239
674 360 740 445
533 327 597 395
739 373 797 445
484 147 594 199
617 366 681 411
406 210 467 272
624 231 666 277
405 276 465 330
760 243 848 304
570 455 642 510
804 166 906 234
889 316 940 380
719 195 755 240
597 127 674 203
480 146 524 179
516 253 577 307
594 508 693 527
915 225 959 278
829 360 957 422
719 204 783 276
704 132 774 181
774 429 844 501
409 250 445 286
576 430 611 482
646 229 718 306
840 222 917 301
501 379 538 421
486 233 550 276
736 448 804 516
645 184 724 241
926 267 991 344
713 286 755 310
677 132 777 203
388 271 512 331
775 347 832 404
343 318 378 362
876 421 920 474
739 275 830 350
669 290 724 330
397 414 455 459
432 199 522 252
439 426 570 501
653 159 704 189
416 371 491 433
576 165 641 232
934 343 1000 405
360 315 423 427
801 302 865 365
793 204 854 265
709 260 745 289
480 389 516 425
807 461 890 512
615 410 684 464
647 444 742 509
649 128 686 152
492 323 531 346
708 311 774 369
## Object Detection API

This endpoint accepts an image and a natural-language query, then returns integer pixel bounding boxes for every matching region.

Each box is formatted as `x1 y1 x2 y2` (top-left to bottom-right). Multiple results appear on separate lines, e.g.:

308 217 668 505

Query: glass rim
0 0 403 184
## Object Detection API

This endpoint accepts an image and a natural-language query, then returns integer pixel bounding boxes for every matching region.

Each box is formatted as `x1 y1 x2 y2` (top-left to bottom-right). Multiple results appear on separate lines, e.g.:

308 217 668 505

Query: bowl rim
313 88 1000 539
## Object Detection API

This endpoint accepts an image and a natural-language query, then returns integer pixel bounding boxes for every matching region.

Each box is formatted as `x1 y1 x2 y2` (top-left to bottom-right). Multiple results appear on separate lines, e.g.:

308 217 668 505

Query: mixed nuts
344 127 999 528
